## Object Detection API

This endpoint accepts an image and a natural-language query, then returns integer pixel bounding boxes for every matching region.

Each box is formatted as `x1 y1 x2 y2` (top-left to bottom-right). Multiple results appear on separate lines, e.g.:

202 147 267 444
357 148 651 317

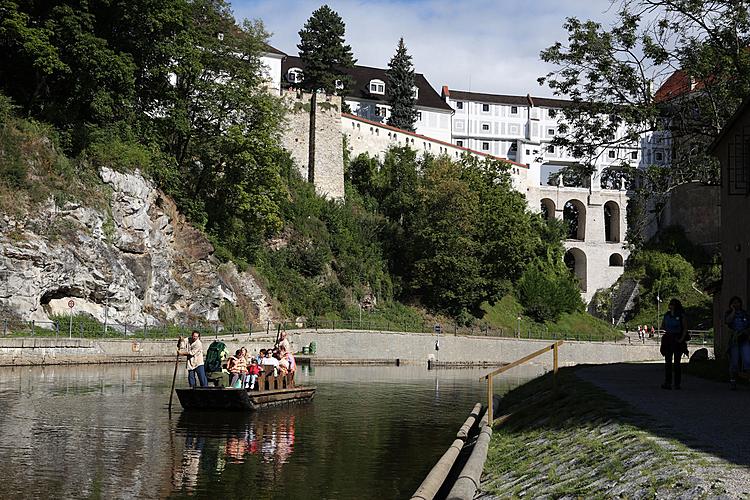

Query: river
0 363 538 499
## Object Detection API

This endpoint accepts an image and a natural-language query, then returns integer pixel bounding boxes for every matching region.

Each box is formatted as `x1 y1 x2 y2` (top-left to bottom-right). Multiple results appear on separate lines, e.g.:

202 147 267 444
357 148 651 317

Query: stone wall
280 90 345 199
0 331 687 367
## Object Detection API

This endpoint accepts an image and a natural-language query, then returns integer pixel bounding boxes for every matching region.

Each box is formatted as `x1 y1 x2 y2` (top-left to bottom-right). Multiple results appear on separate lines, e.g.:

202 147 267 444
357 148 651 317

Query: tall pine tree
386 38 418 131
298 5 355 184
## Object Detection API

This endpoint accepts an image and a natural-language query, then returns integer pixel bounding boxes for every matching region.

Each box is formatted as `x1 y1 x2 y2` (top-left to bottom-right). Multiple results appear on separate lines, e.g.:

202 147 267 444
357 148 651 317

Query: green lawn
480 295 623 341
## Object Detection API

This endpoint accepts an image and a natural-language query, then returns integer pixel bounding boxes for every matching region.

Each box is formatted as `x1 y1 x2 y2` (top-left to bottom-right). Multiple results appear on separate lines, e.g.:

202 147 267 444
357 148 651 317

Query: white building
260 43 285 95
442 88 636 302
282 56 453 142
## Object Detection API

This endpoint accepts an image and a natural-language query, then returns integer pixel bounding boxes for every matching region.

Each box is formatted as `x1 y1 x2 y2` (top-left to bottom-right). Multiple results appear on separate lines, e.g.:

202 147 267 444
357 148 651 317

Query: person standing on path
183 330 208 388
725 296 750 390
660 299 688 390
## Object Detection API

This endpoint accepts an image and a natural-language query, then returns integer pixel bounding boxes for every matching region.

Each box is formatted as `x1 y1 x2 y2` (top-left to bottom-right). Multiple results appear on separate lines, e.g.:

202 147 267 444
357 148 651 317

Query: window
525 149 530 155
547 145 555 154
630 151 638 160
548 109 556 118
511 106 518 114
456 101 464 110
728 128 750 195
655 151 664 162
376 106 387 118
417 111 422 121
482 142 490 151
286 68 304 84
369 79 385 95
547 128 555 136
413 86 419 99
456 140 463 147
482 124 490 131
482 104 490 112
608 150 616 159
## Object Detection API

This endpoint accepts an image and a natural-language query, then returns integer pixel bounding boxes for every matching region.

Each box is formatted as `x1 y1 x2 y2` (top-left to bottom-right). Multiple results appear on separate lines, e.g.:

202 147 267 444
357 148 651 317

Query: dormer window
413 86 419 99
369 79 385 95
335 79 344 90
287 68 304 84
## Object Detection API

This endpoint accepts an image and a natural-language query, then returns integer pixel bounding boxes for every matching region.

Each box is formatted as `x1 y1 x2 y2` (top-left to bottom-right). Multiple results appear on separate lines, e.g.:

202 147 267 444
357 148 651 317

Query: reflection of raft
176 373 315 411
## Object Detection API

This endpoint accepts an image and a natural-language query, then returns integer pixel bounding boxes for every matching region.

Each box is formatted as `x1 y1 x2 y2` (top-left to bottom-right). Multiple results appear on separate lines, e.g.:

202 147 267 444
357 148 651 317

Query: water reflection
173 412 298 493
0 363 539 499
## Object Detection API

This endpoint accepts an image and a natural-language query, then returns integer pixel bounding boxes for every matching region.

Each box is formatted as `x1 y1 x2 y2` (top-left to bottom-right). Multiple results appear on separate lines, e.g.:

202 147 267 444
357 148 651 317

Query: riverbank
0 330 696 367
478 367 745 498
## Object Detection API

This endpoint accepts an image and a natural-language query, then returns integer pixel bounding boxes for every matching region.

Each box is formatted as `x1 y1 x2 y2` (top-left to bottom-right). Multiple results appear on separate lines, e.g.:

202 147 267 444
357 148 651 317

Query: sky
232 0 621 97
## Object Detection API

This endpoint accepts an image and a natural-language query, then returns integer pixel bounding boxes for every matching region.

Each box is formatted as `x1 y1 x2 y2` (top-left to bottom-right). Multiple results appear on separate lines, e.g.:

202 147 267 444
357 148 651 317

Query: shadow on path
577 362 750 469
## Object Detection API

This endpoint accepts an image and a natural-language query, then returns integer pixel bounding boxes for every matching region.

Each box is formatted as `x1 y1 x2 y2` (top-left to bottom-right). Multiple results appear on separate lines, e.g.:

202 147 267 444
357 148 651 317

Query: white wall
342 114 528 191
346 98 453 143
260 54 283 95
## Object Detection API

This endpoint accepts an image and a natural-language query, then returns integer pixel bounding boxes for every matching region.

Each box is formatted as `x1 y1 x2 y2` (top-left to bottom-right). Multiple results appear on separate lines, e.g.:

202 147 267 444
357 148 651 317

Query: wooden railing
481 340 563 424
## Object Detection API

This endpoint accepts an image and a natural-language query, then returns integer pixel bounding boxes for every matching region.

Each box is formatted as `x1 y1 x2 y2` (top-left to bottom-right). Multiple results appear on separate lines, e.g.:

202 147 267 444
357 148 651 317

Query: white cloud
233 0 619 96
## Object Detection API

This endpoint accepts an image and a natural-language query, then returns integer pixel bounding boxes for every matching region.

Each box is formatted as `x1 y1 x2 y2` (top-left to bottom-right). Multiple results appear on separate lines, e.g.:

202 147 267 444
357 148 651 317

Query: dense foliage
0 0 287 262
386 38 418 131
0 1 584 326
539 0 750 241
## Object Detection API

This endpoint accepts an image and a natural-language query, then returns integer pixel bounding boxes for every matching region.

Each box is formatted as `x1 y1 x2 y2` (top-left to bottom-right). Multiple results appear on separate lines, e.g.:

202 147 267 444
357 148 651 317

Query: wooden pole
486 376 494 426
553 342 559 393
168 337 182 412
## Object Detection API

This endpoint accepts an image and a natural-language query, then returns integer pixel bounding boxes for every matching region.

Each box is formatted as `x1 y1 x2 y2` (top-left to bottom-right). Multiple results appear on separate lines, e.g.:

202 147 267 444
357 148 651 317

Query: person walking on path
182 330 208 388
725 296 750 390
660 299 688 390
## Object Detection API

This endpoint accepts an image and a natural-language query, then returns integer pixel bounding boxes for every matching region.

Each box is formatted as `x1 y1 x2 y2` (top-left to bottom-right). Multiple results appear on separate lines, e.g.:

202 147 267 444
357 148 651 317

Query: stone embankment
478 369 736 498
0 329 703 367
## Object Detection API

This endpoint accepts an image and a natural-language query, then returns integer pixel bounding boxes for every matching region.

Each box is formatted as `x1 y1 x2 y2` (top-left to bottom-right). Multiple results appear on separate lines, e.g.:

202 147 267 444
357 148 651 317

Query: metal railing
481 341 564 425
2 315 700 344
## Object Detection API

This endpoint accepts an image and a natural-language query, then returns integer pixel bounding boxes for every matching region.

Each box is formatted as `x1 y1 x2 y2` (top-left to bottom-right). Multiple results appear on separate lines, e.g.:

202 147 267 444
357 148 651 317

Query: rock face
0 166 274 327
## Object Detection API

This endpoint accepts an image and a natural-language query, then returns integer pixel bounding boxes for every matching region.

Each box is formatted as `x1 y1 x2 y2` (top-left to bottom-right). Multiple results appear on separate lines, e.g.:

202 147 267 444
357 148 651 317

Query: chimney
442 85 450 100
526 93 535 107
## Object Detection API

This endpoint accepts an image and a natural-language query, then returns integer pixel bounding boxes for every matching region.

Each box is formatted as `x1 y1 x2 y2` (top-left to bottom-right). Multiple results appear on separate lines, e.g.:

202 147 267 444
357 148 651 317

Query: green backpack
205 341 227 373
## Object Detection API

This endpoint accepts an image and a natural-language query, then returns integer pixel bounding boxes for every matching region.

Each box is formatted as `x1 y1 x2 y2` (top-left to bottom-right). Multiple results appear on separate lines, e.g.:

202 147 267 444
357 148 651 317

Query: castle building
442 88 637 302
281 56 453 142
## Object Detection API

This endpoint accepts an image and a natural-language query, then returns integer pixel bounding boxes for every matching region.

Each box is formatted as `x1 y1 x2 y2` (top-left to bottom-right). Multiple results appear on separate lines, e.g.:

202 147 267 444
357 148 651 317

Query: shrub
516 262 583 322
629 250 695 303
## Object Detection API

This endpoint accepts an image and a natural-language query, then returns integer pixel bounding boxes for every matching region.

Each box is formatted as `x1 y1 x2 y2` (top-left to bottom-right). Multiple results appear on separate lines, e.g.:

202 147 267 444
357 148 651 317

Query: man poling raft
172 330 315 411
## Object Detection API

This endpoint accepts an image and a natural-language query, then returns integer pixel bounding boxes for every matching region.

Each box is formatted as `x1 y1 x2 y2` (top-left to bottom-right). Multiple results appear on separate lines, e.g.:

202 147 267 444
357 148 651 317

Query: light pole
517 315 521 338
656 291 661 337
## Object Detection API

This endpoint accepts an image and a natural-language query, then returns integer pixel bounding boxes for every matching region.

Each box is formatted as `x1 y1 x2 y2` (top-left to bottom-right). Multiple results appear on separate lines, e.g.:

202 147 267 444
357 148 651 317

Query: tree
386 37 418 131
539 0 750 240
298 5 356 184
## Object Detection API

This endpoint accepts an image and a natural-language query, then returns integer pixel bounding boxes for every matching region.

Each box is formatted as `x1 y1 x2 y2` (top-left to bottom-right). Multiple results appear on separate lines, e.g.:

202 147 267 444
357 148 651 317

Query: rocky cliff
0 166 274 327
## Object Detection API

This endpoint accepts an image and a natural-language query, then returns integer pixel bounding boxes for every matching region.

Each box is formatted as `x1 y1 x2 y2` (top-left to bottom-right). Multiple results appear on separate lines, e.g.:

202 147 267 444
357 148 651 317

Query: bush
218 300 245 330
516 262 583 322
629 250 695 303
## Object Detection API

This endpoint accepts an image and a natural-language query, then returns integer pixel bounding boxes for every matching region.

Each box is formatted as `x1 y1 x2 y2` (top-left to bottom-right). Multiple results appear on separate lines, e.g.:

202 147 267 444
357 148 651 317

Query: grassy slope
481 295 623 340
483 368 724 498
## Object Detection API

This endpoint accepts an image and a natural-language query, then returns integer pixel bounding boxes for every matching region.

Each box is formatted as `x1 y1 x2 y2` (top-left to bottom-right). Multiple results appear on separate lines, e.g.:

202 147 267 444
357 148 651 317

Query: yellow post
553 342 559 392
487 376 494 425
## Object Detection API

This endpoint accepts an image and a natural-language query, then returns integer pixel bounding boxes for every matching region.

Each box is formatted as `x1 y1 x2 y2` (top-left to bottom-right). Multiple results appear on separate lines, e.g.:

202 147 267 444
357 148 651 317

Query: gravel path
577 363 750 495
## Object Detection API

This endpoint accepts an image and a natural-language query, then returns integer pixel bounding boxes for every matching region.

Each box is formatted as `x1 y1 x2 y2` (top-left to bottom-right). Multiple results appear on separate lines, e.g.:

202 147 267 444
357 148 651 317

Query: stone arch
564 247 588 292
604 200 621 243
540 198 556 221
563 199 586 240
609 253 624 266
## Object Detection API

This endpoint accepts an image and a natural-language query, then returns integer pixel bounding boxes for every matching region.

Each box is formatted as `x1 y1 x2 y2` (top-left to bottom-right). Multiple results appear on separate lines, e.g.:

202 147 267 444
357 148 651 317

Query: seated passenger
278 352 289 376
247 358 261 389
229 349 248 388
261 349 280 376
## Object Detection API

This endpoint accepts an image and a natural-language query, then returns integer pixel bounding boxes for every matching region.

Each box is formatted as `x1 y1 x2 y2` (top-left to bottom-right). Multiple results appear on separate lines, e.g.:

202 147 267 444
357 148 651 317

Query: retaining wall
0 330 704 367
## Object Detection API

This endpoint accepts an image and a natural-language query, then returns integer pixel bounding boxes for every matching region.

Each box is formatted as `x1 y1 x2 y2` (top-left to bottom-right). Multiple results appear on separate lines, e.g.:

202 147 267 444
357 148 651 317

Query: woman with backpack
660 298 688 390
725 296 750 390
